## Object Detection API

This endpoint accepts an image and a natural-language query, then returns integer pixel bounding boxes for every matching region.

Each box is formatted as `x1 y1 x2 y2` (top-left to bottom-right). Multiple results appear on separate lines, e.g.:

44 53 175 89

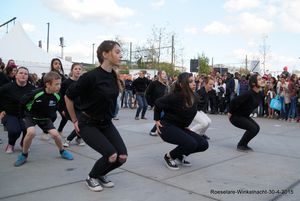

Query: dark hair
218 77 224 84
0 62 5 71
171 72 196 108
43 71 61 85
291 74 297 83
249 74 260 89
50 58 65 77
6 59 14 68
270 77 276 84
96 40 122 92
4 64 17 76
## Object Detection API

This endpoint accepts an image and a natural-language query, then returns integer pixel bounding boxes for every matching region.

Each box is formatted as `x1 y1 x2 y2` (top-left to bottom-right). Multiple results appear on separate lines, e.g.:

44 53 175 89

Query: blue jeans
230 93 237 101
2 115 27 145
124 90 133 107
279 96 287 119
150 111 164 133
135 93 148 118
289 96 297 119
114 93 121 118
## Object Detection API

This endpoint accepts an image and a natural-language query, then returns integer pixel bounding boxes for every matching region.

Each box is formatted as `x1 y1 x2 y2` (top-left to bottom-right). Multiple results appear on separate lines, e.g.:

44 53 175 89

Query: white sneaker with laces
75 138 85 146
63 140 70 148
253 113 258 118
41 132 50 141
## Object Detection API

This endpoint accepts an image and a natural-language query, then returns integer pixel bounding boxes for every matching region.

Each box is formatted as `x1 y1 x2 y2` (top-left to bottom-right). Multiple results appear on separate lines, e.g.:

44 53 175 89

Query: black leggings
79 114 127 178
159 121 209 159
229 115 260 146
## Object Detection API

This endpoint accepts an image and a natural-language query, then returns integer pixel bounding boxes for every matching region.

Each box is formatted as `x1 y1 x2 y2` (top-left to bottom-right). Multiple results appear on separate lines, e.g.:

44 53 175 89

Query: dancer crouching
190 77 214 140
155 72 209 170
228 74 263 152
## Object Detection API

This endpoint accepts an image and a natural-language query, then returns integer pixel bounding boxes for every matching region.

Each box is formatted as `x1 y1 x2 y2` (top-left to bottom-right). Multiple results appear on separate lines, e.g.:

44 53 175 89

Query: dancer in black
60 63 85 147
65 40 127 192
146 70 169 136
155 72 209 170
228 74 263 152
0 67 35 153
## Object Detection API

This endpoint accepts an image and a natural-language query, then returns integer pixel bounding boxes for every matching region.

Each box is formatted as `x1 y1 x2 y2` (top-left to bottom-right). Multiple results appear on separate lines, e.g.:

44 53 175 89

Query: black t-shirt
66 66 119 120
154 92 197 128
60 78 81 114
229 89 263 116
0 82 35 116
196 87 209 111
0 72 9 87
132 77 149 93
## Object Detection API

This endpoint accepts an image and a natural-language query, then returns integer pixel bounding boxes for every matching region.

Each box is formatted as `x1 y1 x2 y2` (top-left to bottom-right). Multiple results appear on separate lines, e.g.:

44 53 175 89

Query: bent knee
27 132 36 139
109 153 118 163
118 154 127 163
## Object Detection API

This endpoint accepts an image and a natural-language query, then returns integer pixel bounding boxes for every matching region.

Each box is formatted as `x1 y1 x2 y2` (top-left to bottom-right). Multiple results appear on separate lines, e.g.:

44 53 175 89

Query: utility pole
130 42 132 67
92 43 95 65
59 37 65 59
245 55 248 72
171 35 174 65
47 23 50 52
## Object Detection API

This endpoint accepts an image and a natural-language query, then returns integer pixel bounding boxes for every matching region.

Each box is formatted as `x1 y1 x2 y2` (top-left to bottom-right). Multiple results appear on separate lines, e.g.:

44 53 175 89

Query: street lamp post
92 43 95 65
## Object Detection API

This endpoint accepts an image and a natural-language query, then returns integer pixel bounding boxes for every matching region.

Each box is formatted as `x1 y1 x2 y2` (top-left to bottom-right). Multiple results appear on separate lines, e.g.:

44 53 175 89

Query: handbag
270 94 281 111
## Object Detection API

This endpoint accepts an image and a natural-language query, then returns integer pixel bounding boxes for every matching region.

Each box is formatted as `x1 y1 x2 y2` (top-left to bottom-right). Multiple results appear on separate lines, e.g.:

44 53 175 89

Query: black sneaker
164 154 179 170
86 176 103 192
98 175 114 188
176 155 191 167
200 134 210 140
237 145 250 153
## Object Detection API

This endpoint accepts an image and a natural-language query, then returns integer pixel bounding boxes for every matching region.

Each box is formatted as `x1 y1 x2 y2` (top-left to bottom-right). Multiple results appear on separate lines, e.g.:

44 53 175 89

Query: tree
115 35 129 61
259 33 272 74
198 52 210 75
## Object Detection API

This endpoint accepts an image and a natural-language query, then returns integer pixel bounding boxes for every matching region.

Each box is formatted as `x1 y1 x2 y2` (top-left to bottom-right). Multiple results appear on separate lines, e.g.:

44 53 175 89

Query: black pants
159 121 208 159
58 111 68 132
229 115 260 146
2 115 26 145
209 96 217 113
65 111 82 141
217 97 225 113
79 114 127 178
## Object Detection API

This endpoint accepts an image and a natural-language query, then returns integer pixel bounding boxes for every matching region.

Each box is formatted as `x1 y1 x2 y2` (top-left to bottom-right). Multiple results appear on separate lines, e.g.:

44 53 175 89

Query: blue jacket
228 78 240 94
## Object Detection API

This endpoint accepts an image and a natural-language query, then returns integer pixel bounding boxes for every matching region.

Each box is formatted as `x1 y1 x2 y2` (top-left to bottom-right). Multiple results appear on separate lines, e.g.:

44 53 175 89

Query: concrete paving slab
0 108 299 201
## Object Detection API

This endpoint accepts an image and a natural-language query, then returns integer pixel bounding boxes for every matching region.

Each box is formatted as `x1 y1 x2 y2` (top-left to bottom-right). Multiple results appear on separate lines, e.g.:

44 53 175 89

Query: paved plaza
0 108 299 201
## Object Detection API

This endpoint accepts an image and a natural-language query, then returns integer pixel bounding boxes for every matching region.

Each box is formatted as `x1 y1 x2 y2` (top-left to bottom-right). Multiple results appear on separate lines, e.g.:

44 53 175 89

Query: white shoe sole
99 181 114 188
164 160 179 170
85 181 103 192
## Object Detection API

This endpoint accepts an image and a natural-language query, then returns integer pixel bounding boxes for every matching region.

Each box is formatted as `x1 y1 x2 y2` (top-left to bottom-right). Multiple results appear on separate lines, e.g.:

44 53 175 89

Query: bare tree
259 33 272 74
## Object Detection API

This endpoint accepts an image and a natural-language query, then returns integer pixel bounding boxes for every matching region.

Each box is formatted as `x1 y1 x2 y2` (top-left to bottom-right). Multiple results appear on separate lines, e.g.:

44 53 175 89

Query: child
14 72 73 166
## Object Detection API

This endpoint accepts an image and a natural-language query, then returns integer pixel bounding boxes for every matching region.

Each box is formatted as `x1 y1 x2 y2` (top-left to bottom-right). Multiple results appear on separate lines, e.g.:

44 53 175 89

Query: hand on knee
118 155 127 164
109 153 117 163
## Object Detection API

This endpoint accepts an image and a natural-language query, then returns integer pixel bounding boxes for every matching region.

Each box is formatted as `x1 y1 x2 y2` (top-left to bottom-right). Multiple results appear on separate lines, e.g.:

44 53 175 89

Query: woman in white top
215 77 226 114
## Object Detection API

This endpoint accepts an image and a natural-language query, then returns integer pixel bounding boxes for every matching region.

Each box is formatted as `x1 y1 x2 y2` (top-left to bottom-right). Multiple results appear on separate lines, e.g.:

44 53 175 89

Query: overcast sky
1 0 299 73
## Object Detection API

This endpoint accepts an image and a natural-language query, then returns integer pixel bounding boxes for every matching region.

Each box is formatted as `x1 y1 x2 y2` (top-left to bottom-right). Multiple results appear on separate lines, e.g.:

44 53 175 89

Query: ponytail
112 68 122 93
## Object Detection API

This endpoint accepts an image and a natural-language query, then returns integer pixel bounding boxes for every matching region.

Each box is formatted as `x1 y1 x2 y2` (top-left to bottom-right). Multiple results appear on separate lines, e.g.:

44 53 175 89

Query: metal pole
92 43 95 65
171 35 174 65
47 23 50 52
130 42 132 67
245 55 248 73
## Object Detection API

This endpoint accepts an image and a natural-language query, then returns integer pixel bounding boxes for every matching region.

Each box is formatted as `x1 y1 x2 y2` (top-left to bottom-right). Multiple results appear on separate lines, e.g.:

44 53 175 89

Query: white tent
0 21 72 77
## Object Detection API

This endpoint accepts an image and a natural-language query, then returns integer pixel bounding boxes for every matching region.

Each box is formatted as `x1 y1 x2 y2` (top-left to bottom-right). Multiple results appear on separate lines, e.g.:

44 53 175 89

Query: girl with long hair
0 67 36 153
155 72 209 170
228 74 263 152
145 70 169 136
65 40 127 192
4 64 17 82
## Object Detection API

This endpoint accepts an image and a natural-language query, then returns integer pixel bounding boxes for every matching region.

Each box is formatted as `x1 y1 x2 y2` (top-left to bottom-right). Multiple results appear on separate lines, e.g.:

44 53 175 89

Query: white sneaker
253 113 257 118
86 176 103 192
98 175 114 188
58 131 66 138
41 132 50 141
250 114 253 117
5 144 14 154
75 138 85 146
63 140 70 148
